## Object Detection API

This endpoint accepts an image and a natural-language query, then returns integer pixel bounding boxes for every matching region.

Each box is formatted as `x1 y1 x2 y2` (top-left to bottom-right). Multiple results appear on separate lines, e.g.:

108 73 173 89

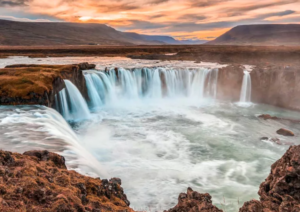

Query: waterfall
84 67 219 101
239 71 252 103
55 68 220 121
56 80 90 121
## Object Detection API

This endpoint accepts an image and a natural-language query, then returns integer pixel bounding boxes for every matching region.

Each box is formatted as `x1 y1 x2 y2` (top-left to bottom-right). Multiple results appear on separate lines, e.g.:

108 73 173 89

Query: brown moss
0 150 134 212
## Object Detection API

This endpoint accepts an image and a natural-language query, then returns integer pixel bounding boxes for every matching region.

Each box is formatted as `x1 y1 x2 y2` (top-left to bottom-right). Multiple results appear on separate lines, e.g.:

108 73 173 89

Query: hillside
0 19 165 46
208 24 300 46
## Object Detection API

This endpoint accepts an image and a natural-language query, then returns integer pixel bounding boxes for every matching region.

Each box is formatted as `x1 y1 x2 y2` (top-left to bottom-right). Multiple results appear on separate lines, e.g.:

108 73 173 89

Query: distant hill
140 35 207 45
0 19 165 46
207 25 300 46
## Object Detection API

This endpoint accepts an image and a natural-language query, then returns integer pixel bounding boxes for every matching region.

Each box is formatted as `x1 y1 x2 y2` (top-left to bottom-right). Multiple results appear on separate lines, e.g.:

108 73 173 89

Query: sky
0 0 300 40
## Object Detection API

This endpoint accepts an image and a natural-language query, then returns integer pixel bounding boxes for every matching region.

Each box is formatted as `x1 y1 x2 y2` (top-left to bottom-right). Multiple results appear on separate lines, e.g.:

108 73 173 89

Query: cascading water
56 80 90 121
84 74 103 110
239 70 252 103
81 67 220 110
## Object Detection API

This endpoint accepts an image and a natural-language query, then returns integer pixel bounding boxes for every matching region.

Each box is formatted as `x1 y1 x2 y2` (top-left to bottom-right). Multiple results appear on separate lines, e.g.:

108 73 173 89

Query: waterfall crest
239 70 252 103
84 67 219 106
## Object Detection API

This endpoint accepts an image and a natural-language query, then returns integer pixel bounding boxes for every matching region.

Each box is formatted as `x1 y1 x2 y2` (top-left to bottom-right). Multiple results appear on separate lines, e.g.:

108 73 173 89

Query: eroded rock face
217 65 244 101
240 145 300 212
0 150 133 212
251 65 300 111
165 187 223 212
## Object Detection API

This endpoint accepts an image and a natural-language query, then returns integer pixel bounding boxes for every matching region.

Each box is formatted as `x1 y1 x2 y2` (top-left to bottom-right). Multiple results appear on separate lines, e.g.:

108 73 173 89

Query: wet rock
276 128 295 136
239 145 300 211
164 187 223 212
258 114 278 120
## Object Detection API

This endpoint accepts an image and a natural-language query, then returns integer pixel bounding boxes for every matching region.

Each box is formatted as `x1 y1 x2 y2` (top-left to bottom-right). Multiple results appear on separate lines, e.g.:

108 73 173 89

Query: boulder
164 187 223 212
276 128 295 136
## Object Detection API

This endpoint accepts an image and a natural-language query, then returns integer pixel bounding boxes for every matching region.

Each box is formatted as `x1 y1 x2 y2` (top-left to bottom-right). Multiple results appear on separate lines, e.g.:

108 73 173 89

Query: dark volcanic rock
165 187 223 212
0 150 133 212
239 145 300 212
277 128 295 136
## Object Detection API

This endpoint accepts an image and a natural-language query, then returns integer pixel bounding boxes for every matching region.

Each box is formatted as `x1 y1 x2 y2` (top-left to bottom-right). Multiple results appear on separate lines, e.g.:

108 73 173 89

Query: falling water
239 70 252 103
84 74 103 110
82 67 219 108
56 80 90 121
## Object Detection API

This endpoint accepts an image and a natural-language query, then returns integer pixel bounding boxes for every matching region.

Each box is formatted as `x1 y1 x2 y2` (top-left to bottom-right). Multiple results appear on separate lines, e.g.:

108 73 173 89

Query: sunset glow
1 0 300 39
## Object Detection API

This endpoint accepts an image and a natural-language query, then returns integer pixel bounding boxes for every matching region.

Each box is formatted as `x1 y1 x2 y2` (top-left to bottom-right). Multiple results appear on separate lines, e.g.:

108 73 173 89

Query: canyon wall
0 63 94 107
251 65 300 111
217 65 244 101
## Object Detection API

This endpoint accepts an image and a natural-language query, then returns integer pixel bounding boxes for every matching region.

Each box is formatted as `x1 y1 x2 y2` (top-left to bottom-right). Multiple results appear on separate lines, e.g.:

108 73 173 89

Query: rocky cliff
239 145 300 212
0 63 95 107
0 150 133 212
251 65 300 111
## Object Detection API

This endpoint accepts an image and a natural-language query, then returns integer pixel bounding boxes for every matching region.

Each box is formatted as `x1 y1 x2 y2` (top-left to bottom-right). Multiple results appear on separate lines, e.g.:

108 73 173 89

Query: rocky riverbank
0 150 133 212
1 145 300 211
0 63 94 107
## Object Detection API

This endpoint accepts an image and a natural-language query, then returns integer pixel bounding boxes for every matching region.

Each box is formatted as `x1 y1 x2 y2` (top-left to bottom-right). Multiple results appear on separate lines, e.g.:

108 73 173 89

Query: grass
0 64 78 98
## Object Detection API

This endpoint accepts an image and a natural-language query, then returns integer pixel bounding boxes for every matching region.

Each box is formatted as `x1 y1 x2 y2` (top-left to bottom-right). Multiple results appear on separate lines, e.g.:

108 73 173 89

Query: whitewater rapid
0 56 300 212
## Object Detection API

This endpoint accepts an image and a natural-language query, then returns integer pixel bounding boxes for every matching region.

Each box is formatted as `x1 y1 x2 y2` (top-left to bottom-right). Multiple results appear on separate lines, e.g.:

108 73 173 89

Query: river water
1 56 300 211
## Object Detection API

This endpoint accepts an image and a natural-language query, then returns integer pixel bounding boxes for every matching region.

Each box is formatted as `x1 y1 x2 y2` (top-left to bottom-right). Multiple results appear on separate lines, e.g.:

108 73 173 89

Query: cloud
0 0 29 6
1 0 300 39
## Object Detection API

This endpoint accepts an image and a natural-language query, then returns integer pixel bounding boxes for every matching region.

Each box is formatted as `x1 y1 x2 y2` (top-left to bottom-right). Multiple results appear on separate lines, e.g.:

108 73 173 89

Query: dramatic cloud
1 0 300 39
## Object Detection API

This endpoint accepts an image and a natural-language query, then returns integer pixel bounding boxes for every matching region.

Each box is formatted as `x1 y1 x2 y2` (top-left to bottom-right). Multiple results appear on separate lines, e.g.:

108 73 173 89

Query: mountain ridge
208 24 300 46
0 19 206 46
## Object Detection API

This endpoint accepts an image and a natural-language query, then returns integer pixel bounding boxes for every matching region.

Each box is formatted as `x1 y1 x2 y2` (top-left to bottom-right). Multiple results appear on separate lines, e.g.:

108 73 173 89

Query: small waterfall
239 71 252 103
56 80 90 121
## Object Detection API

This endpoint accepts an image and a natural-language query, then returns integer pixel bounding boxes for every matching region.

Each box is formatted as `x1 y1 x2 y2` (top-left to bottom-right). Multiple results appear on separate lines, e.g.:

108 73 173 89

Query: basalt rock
0 63 94 107
0 150 133 212
239 145 300 212
277 128 295 136
165 187 223 212
251 65 300 111
217 65 244 101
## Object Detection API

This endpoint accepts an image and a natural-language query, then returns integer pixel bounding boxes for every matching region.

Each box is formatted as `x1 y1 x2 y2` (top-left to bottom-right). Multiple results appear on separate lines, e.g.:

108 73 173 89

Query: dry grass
0 65 75 98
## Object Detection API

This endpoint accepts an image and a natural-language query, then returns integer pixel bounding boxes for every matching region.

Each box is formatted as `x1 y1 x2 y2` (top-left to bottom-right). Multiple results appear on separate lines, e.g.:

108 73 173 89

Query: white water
82 67 220 110
239 71 252 103
0 57 299 212
57 80 91 121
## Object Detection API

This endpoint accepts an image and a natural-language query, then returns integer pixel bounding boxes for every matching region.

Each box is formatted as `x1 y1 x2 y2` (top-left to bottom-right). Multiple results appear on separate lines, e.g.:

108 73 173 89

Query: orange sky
1 0 300 40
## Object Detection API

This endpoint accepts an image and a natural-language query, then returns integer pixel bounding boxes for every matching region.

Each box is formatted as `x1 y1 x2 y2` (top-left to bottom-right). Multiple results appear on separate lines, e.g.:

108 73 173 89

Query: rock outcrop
239 145 300 212
0 63 95 107
165 187 223 212
0 150 133 212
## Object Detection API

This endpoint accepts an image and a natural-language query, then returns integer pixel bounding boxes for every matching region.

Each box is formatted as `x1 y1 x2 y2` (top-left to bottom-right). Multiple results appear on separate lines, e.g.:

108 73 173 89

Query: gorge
0 56 300 212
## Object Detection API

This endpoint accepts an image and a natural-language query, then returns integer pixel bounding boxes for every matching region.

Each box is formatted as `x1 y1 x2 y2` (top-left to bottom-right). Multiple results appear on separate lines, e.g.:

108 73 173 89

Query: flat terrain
1 45 300 66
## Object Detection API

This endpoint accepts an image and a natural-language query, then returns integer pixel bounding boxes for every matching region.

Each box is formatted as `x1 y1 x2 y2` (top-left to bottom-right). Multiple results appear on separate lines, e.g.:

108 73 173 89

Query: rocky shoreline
0 145 299 211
